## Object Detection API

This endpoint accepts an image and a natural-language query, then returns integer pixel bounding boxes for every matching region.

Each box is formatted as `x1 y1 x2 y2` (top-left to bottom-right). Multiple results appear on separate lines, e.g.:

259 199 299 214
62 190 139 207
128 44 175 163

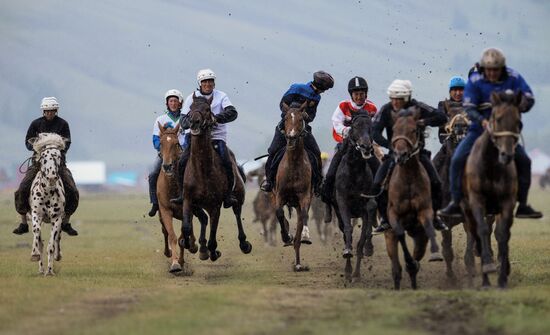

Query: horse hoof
189 243 199 254
429 252 444 262
283 235 294 247
300 238 312 245
169 263 182 273
482 263 498 274
364 243 374 257
55 254 62 262
210 250 222 262
294 264 309 272
199 251 209 261
164 250 172 258
30 255 41 262
45 271 55 277
342 249 353 259
240 241 252 254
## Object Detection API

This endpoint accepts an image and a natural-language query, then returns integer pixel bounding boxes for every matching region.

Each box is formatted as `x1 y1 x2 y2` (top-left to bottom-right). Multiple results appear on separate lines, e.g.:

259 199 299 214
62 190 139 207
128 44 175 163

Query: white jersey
152 111 184 149
182 89 233 142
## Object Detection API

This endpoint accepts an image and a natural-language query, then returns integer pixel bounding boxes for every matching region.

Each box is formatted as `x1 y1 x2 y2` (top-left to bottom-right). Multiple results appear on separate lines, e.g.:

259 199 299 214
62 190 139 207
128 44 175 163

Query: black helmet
348 76 368 94
312 71 334 91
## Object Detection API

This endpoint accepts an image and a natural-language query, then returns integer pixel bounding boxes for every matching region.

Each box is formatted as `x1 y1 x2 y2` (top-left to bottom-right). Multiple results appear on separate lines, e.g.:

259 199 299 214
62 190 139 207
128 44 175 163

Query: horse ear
158 121 164 134
490 91 501 105
282 102 290 113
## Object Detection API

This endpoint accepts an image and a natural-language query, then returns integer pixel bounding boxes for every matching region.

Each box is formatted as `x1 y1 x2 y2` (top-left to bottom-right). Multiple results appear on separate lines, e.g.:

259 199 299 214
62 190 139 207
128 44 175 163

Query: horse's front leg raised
275 205 293 246
418 209 443 262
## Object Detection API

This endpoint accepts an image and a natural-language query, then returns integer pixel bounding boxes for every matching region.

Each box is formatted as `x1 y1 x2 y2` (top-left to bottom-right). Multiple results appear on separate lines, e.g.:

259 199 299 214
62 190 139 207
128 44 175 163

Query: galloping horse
462 91 522 288
248 166 277 246
181 95 252 262
27 133 67 276
328 112 378 281
385 109 443 290
273 101 312 271
156 123 206 273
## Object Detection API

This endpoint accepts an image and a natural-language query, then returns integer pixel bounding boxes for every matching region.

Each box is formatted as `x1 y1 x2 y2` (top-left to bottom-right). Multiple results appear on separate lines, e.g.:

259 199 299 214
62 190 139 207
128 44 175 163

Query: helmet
40 97 59 111
165 89 184 103
197 68 216 85
348 76 369 94
448 76 466 90
312 71 334 90
480 48 506 69
387 79 412 101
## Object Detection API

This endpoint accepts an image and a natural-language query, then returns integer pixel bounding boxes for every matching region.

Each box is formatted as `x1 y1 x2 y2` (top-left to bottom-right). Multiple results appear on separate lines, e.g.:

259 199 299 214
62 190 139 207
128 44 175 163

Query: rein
391 135 421 157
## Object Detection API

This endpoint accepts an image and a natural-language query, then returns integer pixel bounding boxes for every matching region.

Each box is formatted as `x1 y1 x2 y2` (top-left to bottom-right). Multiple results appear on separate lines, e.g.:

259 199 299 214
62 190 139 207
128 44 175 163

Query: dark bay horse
328 112 378 281
273 101 312 271
386 109 443 290
461 91 522 288
156 123 206 273
181 95 252 262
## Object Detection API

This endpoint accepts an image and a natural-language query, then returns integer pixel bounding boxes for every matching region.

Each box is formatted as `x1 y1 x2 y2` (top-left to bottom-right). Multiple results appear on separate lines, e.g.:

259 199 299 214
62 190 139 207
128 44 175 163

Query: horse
156 123 207 273
327 112 378 281
27 133 67 276
248 166 277 246
432 100 477 279
461 91 522 288
273 101 312 271
181 95 252 262
540 167 550 189
385 109 443 290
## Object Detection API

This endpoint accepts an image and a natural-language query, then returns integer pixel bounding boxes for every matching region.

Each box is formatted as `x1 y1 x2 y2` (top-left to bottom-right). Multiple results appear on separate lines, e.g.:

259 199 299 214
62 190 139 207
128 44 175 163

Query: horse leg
46 215 63 276
397 232 419 290
275 207 293 246
233 204 252 254
441 229 455 279
293 204 309 272
30 212 44 272
495 202 514 289
160 217 171 258
181 198 193 251
419 209 443 262
191 207 207 256
261 220 269 244
337 201 353 259
159 209 182 273
411 233 428 289
270 216 277 246
207 207 222 262
54 214 63 262
363 198 377 257
471 203 496 277
352 212 370 280
385 230 402 290
462 207 477 283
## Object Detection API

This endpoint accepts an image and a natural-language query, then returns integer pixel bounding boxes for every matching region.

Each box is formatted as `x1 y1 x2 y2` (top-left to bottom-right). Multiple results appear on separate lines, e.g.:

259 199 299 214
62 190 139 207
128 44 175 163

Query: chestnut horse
273 101 312 271
385 109 443 290
181 95 252 262
461 91 522 288
156 123 206 273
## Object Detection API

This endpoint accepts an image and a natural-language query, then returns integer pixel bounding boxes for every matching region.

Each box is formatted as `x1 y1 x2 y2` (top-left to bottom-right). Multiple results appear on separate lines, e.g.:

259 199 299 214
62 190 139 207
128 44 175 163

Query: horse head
488 90 522 165
281 101 308 149
29 133 66 188
188 94 215 136
443 100 469 144
158 122 181 176
391 108 421 165
348 111 374 159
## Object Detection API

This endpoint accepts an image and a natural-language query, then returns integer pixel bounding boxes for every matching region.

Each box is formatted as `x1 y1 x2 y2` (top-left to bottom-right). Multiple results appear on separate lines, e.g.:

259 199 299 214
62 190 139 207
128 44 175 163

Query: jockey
440 48 543 219
371 80 448 234
147 89 184 217
436 76 466 143
13 97 79 236
171 69 239 208
260 71 334 194
320 76 379 203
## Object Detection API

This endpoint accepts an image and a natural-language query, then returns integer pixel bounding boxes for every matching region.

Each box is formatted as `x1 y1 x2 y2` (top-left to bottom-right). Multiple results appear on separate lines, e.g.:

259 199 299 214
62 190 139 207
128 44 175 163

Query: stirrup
170 195 184 204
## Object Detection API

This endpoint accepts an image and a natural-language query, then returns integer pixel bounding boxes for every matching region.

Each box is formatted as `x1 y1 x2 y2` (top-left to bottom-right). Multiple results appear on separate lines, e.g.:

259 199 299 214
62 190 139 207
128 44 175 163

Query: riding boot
223 168 238 209
260 155 275 192
373 191 391 235
12 214 29 235
321 145 344 203
61 215 78 236
170 153 187 204
431 181 448 231
148 204 159 217
439 200 462 218
148 156 161 216
515 204 543 219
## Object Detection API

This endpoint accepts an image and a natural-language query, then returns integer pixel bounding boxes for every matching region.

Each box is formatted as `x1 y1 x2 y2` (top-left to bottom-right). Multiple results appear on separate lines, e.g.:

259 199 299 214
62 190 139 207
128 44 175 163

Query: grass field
1 187 549 335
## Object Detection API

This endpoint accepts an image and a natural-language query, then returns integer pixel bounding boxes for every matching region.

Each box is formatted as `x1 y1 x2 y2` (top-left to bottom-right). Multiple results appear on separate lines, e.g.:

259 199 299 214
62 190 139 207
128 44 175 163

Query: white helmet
165 89 184 103
197 68 216 85
387 79 412 101
480 47 506 69
40 97 59 111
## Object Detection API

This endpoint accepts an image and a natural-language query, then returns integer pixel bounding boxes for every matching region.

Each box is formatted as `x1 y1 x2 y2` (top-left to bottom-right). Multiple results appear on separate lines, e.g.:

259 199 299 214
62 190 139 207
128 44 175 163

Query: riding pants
148 155 162 205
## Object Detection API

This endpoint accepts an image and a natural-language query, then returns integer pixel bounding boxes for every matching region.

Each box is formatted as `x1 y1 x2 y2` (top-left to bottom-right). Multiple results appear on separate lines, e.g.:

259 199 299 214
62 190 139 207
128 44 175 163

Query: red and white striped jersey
332 99 377 143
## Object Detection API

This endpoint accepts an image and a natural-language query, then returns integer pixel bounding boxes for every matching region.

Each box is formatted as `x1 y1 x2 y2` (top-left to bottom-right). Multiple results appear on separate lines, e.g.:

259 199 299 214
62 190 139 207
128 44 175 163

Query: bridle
391 129 421 163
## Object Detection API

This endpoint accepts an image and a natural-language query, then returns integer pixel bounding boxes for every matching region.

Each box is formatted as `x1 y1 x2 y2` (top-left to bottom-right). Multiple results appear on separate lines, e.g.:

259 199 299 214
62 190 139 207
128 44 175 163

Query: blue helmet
449 76 466 90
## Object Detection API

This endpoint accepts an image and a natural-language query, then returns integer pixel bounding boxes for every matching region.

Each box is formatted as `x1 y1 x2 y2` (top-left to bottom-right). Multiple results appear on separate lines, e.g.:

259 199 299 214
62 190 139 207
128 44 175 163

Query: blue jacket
464 67 534 132
279 82 321 123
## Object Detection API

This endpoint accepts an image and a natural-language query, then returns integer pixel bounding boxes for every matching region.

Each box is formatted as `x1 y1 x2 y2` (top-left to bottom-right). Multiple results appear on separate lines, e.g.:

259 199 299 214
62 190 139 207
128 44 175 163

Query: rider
321 76 379 203
170 69 239 208
439 48 543 219
147 89 184 217
371 80 449 234
13 97 79 236
260 71 334 194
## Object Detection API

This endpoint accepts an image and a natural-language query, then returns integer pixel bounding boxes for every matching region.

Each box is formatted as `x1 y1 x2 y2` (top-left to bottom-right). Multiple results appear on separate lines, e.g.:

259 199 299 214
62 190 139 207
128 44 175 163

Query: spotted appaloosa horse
273 101 313 272
156 123 206 273
27 133 67 276
462 91 522 288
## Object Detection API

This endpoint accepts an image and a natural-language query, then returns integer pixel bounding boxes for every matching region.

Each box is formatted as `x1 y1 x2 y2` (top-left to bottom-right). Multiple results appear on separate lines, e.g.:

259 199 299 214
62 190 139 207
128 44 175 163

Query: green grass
1 189 549 335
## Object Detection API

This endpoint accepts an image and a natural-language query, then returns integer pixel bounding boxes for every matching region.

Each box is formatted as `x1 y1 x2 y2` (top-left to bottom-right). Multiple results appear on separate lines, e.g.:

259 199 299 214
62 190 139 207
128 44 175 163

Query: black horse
327 112 379 281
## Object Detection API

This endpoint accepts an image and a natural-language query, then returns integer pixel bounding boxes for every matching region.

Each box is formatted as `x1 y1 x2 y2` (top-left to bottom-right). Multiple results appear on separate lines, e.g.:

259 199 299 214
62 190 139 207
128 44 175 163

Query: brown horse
181 95 252 262
461 91 522 288
273 101 312 271
248 165 278 246
156 123 205 273
385 109 443 290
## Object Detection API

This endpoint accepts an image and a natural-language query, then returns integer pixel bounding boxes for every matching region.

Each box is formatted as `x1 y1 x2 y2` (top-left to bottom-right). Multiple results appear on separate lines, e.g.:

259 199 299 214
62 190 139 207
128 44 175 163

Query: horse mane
31 133 66 153
396 108 415 118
